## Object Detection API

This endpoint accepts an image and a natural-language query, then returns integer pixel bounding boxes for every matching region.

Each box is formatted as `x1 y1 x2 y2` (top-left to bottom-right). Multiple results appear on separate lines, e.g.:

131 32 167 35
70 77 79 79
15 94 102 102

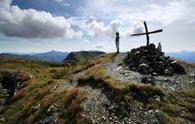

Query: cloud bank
0 0 82 38
1 0 195 52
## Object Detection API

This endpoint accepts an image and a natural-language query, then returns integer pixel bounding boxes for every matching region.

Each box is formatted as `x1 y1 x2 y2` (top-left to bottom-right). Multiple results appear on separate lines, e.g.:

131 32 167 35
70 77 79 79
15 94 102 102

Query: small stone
189 74 195 77
171 61 186 74
176 80 179 84
154 95 161 101
41 116 53 124
31 105 39 113
141 75 155 85
97 117 101 121
170 87 175 91
47 105 57 113
155 110 160 113
164 69 173 76
54 119 58 123
0 118 5 122
138 63 150 74
114 66 122 71
152 72 158 76
103 116 106 121
146 111 160 124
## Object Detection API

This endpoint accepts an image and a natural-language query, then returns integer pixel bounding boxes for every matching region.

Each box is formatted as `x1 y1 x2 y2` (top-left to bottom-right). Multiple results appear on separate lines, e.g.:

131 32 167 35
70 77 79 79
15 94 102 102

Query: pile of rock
123 44 186 76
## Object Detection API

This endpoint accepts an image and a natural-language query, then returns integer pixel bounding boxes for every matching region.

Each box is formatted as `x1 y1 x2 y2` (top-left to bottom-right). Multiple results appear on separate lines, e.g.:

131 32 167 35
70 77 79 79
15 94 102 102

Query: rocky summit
123 43 186 76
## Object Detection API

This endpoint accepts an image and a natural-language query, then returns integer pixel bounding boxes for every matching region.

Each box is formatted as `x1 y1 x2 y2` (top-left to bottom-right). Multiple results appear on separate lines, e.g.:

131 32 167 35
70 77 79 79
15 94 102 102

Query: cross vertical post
144 21 149 47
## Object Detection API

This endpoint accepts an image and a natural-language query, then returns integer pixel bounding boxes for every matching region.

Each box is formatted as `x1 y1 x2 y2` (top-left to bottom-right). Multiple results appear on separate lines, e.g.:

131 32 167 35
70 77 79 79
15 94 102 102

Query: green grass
0 53 194 124
0 57 89 124
57 88 87 123
147 87 195 123
18 87 87 124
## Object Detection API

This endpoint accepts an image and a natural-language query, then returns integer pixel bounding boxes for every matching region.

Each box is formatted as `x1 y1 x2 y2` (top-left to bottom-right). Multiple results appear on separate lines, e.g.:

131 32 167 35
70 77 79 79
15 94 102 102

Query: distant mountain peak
64 51 105 65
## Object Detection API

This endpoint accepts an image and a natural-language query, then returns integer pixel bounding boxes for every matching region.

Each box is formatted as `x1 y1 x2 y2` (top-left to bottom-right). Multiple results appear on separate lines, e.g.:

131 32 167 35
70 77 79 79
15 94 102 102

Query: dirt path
103 53 142 84
79 81 148 124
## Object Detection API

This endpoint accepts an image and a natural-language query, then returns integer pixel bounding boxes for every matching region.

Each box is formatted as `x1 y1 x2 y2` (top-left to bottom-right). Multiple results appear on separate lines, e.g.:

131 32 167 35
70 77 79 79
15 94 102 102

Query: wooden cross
131 21 163 47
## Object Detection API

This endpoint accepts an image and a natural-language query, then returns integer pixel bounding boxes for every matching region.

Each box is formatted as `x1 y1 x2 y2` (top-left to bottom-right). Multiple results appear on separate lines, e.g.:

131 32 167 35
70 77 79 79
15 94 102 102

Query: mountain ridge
63 51 105 65
0 53 195 124
0 50 194 63
0 50 69 62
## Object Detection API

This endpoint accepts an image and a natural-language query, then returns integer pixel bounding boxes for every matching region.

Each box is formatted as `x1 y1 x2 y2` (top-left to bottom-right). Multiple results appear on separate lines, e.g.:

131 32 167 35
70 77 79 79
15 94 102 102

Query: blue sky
0 0 195 53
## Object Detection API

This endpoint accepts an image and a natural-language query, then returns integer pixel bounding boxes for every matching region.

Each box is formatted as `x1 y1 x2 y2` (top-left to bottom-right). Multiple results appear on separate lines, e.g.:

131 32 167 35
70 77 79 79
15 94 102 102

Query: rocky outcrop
64 51 104 66
0 71 31 104
124 44 186 75
63 51 105 65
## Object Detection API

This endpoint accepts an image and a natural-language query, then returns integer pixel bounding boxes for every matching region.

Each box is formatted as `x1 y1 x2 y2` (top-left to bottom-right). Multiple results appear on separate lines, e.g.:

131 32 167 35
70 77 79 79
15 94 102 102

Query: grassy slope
0 54 195 124
0 57 88 124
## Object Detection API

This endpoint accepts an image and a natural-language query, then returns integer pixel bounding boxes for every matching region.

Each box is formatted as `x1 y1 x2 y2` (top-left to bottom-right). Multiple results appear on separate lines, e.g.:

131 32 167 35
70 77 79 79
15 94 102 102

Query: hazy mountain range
165 50 195 63
0 50 194 63
0 50 69 62
0 50 105 63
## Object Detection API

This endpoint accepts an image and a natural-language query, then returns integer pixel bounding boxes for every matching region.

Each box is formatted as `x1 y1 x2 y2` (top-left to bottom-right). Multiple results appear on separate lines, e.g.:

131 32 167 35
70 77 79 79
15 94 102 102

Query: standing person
115 32 120 53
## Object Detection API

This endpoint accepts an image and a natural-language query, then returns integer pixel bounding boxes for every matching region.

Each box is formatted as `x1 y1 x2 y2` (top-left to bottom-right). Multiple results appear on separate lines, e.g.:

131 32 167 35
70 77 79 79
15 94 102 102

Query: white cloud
87 20 122 38
53 0 65 2
67 17 89 30
110 20 122 35
53 0 70 7
0 0 11 10
95 44 104 49
66 29 83 39
147 1 192 25
0 0 81 39
87 20 106 38
82 0 195 26
1 0 195 52
61 3 70 7
73 0 195 44
132 22 144 34
83 38 91 44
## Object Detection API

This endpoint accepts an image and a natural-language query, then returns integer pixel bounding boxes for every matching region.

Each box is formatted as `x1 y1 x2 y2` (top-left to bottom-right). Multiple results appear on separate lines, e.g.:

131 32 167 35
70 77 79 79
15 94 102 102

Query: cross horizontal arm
131 32 146 36
148 29 163 34
131 29 163 36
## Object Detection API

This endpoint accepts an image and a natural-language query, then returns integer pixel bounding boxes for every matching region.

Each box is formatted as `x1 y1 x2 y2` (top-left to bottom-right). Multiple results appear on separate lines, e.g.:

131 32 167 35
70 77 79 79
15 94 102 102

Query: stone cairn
123 43 186 76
